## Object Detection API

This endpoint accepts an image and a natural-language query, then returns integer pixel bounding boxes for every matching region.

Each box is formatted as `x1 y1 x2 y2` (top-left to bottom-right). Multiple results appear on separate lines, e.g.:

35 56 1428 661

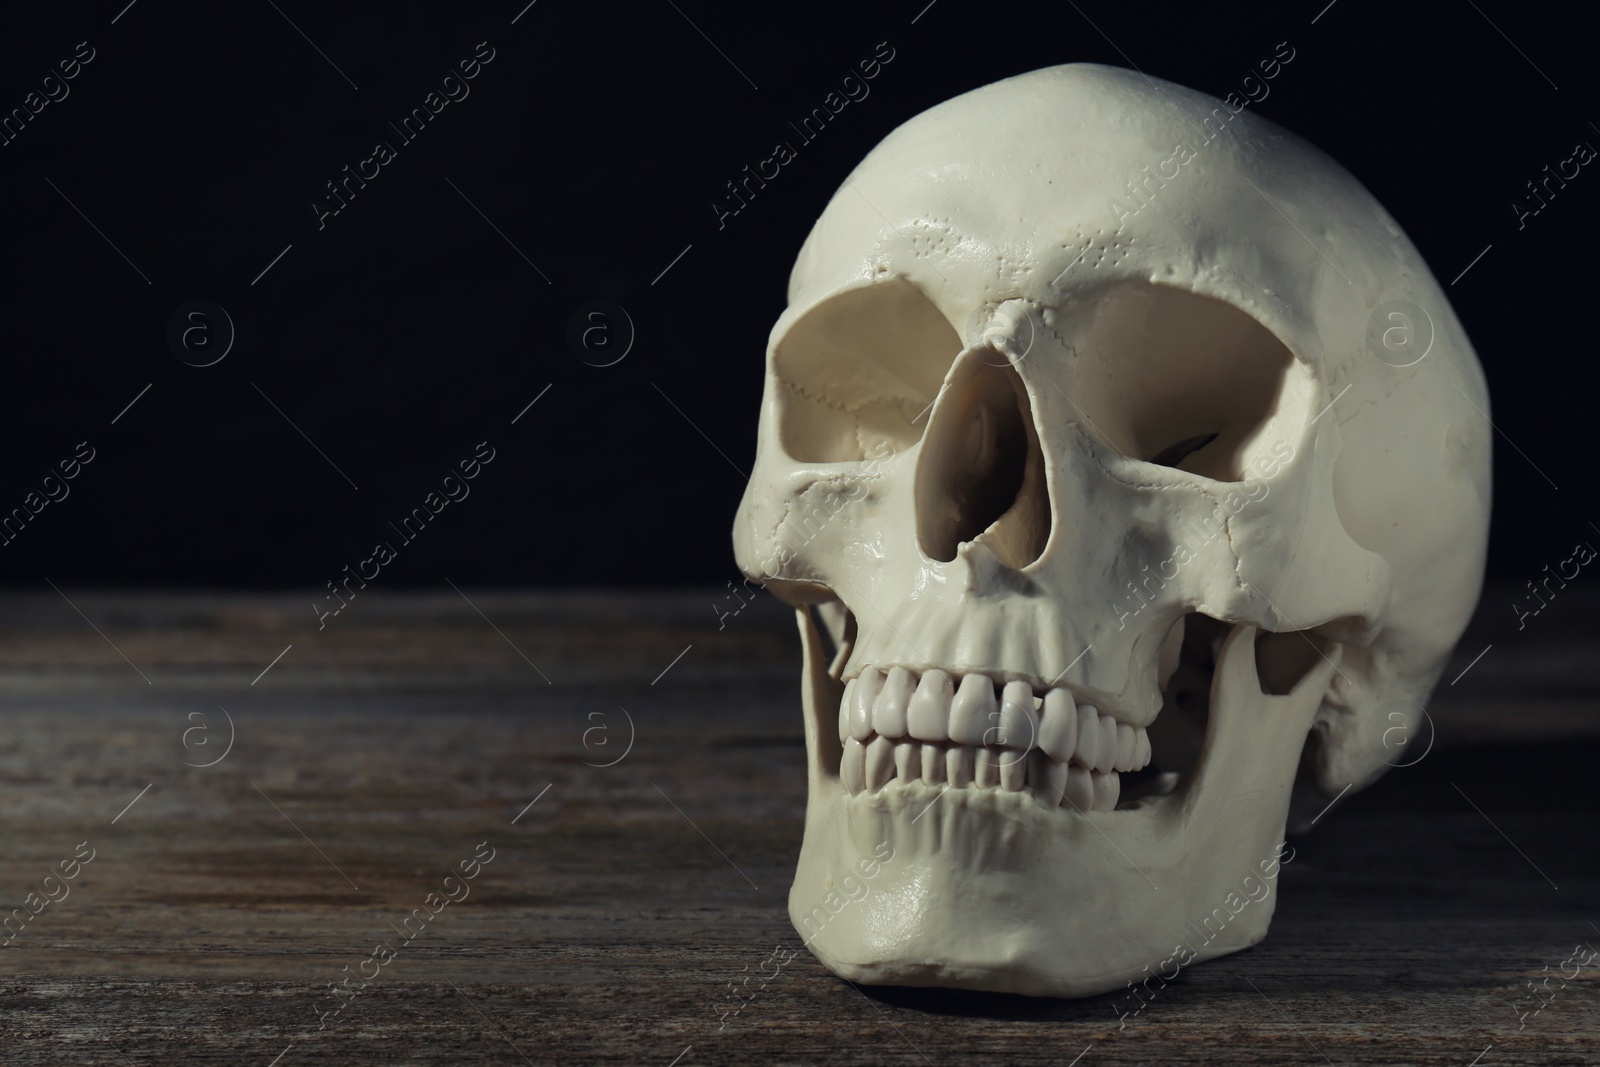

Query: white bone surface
733 64 1490 997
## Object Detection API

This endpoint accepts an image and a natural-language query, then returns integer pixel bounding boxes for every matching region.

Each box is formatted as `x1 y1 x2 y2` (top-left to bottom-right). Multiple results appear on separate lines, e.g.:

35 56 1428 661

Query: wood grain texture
0 586 1596 1065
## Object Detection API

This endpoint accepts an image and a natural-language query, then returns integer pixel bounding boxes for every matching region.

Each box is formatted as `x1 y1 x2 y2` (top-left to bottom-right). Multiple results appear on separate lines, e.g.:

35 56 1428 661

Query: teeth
851 669 882 742
1000 750 1026 791
946 745 974 788
907 669 953 741
949 673 996 746
975 747 1001 788
1042 754 1070 806
865 735 895 792
875 667 915 738
832 666 1154 812
1096 713 1119 774
1062 764 1095 811
1075 706 1102 771
1115 721 1137 771
1091 769 1121 811
841 738 866 793
997 681 1039 751
1039 688 1077 762
894 741 916 783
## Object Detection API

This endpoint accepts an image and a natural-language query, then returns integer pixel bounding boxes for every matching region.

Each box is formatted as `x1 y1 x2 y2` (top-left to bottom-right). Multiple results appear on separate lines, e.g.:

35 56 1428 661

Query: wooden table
1 586 1596 1065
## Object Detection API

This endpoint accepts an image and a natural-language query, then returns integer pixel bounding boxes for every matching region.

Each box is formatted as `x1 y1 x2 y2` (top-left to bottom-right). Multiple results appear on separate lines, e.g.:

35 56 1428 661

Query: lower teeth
839 737 1121 811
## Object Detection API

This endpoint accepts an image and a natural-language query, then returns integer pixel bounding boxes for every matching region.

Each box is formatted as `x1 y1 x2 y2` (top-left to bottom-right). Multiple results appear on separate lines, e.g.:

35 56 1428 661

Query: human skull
732 64 1490 998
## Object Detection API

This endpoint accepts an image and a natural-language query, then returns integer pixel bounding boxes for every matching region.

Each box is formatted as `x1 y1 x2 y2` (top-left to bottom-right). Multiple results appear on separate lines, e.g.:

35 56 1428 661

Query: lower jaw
786 610 1337 998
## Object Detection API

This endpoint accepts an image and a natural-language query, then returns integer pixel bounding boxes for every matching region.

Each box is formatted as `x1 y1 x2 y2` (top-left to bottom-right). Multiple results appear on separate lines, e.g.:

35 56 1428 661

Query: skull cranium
732 64 1490 997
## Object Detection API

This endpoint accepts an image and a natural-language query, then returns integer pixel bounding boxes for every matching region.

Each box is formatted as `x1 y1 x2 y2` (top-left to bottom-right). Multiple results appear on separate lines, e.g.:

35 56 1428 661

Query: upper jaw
841 661 1158 727
835 662 1154 813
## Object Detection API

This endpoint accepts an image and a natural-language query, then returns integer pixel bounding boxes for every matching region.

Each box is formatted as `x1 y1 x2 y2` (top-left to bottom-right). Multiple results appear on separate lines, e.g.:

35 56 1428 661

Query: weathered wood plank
0 588 1596 1064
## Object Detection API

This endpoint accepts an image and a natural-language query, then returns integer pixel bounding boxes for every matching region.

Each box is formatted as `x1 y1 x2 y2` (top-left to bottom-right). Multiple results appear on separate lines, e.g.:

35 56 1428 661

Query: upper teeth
837 666 1152 811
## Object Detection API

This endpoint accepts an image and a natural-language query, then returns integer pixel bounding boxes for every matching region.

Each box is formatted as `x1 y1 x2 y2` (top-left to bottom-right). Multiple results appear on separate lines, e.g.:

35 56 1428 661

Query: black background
0 0 1588 589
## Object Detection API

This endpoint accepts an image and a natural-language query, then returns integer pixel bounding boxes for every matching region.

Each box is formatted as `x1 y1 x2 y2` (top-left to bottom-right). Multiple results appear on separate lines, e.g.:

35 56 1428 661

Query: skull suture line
732 65 1491 998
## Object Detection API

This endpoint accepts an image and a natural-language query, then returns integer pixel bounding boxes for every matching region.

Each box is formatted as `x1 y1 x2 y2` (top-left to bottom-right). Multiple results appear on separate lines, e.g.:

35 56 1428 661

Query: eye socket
772 278 958 464
1066 282 1304 482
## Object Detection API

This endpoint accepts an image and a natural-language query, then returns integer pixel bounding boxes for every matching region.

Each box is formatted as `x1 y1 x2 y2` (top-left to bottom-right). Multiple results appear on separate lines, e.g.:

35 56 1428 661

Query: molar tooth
841 738 866 794
838 678 856 745
997 680 1039 751
907 669 953 741
894 741 917 783
875 667 916 738
999 749 1026 791
1134 730 1152 771
1115 721 1137 771
851 668 883 742
1038 689 1077 762
865 735 895 792
1092 769 1121 811
946 745 974 788
1061 764 1095 812
1095 713 1119 773
975 748 1001 788
1074 705 1102 770
949 674 996 746
921 743 945 783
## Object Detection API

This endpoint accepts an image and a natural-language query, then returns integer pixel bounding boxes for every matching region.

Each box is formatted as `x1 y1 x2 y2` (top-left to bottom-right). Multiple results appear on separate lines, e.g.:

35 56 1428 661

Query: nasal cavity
914 347 1050 568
